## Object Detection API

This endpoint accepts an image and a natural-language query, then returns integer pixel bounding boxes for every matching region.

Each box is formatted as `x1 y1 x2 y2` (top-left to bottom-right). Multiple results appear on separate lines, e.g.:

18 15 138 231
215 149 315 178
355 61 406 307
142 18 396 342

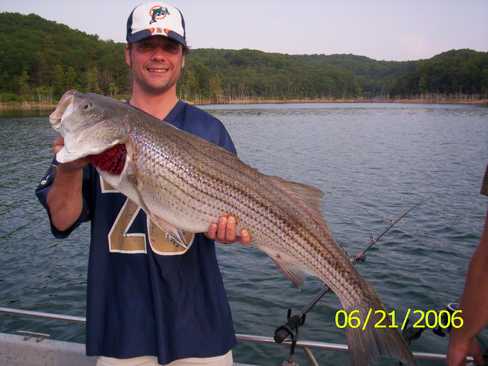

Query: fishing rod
274 200 424 363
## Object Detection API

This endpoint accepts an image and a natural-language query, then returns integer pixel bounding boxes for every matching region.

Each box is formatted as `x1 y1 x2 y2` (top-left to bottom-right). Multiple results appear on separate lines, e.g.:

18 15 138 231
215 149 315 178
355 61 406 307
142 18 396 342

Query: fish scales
50 91 416 366
133 115 370 312
130 117 365 308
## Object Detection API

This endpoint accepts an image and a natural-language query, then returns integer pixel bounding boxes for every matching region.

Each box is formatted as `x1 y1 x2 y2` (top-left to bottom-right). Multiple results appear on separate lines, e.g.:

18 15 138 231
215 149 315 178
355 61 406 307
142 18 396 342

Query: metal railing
0 306 448 364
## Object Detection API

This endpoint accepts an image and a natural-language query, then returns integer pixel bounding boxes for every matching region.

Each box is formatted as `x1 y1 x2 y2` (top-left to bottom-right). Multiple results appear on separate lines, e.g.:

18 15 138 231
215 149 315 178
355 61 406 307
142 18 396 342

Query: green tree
16 69 30 98
34 85 53 103
178 67 199 100
108 82 119 96
65 66 79 91
419 75 428 95
208 75 223 103
52 64 66 97
84 66 100 93
1 13 488 102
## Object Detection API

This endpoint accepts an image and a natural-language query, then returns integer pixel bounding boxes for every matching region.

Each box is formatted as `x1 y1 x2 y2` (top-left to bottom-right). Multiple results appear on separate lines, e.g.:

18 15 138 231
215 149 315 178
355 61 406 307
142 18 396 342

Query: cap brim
127 29 186 47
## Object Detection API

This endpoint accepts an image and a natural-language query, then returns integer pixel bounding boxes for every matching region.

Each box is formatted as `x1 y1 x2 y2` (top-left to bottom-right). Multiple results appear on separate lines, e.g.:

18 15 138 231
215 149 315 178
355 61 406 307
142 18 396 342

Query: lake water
0 103 487 365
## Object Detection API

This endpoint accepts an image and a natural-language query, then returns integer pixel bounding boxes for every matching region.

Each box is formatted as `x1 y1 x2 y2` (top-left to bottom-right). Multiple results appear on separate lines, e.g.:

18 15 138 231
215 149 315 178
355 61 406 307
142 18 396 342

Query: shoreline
197 97 488 106
1 98 487 112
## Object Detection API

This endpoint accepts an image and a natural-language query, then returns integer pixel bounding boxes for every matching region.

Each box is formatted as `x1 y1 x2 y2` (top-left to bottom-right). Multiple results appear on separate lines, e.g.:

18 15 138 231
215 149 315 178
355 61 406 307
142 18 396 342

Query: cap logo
149 6 170 24
148 27 169 36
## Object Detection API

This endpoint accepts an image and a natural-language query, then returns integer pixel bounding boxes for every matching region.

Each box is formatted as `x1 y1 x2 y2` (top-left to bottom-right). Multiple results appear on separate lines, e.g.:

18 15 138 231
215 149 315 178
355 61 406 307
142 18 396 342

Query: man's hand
447 335 484 366
206 215 252 245
47 136 89 231
52 136 89 172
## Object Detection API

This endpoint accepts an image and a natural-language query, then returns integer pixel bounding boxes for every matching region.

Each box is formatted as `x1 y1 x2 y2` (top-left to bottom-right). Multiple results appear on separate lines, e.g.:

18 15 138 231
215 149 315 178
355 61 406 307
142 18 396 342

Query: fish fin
123 158 189 251
125 171 150 212
268 176 324 220
271 257 306 288
268 176 324 207
258 246 308 288
150 215 190 250
345 299 416 366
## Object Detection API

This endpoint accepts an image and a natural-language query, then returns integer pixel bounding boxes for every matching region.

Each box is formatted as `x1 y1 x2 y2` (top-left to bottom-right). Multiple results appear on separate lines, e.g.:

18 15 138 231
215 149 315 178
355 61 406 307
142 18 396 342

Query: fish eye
83 102 93 111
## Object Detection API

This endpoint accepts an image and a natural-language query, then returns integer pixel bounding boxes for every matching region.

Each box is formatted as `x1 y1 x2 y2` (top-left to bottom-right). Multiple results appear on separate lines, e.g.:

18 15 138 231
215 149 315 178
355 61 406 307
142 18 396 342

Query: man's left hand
206 215 252 245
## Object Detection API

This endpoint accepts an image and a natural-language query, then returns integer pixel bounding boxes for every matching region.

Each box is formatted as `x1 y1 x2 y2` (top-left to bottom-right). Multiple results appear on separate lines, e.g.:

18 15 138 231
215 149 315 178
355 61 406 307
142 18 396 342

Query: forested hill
1 12 487 103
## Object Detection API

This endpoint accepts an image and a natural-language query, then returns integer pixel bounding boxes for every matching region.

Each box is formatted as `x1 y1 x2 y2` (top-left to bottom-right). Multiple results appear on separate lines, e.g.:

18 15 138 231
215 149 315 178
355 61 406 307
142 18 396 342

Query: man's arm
448 212 488 366
46 137 89 231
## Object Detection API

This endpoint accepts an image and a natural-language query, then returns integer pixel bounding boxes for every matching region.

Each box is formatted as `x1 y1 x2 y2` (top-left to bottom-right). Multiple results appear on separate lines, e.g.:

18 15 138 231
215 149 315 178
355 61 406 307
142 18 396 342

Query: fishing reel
274 308 306 365
433 302 459 337
402 302 459 344
274 308 306 344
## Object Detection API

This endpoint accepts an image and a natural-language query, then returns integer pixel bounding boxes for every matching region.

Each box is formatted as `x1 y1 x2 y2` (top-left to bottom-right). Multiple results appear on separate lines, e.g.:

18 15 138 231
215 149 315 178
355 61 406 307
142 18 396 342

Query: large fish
50 90 416 366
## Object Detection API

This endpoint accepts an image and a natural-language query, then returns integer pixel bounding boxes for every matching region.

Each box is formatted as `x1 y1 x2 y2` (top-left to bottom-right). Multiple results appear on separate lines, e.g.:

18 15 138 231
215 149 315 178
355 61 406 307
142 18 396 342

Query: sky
1 0 487 61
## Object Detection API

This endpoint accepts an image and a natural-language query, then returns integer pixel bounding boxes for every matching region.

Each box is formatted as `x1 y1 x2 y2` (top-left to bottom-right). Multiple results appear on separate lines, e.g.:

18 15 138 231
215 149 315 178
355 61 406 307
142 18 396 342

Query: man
36 2 250 365
447 165 488 366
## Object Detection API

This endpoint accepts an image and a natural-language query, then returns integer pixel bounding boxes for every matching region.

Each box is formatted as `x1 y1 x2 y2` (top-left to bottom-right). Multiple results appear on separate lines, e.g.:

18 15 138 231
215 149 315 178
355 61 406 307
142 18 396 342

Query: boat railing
0 306 449 365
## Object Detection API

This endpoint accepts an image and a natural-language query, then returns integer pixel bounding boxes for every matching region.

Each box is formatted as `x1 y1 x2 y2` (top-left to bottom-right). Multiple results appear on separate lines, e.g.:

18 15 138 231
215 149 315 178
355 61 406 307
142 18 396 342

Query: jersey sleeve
35 161 93 238
481 164 488 197
218 124 237 155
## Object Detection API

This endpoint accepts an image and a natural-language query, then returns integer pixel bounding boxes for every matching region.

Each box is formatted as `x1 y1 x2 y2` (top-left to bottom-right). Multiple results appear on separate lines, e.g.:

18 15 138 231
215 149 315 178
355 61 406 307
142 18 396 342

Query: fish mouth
48 89 117 163
56 137 125 164
49 90 128 164
49 90 77 131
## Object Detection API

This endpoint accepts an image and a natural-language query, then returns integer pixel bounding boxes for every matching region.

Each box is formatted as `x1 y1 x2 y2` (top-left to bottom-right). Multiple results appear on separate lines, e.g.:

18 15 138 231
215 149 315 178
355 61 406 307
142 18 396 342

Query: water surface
0 103 487 365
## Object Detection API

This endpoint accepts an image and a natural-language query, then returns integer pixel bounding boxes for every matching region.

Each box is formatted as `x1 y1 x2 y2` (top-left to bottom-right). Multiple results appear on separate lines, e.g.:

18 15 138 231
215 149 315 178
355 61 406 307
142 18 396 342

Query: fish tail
345 296 416 366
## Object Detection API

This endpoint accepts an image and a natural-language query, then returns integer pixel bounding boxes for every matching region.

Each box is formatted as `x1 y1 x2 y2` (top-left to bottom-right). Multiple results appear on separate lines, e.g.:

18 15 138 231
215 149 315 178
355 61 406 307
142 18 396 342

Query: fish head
50 90 130 163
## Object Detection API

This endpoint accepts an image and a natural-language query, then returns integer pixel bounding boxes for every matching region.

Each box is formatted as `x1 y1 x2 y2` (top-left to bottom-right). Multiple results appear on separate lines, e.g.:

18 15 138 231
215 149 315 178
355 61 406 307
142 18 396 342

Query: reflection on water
0 103 487 365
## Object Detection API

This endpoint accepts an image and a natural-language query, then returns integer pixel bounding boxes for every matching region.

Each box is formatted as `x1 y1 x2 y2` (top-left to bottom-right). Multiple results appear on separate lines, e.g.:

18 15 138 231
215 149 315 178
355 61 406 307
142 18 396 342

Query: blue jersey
36 101 237 364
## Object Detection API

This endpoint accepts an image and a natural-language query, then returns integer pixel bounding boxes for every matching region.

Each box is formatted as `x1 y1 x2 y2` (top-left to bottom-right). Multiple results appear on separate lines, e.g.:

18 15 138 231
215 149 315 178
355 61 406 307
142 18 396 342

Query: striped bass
50 90 416 366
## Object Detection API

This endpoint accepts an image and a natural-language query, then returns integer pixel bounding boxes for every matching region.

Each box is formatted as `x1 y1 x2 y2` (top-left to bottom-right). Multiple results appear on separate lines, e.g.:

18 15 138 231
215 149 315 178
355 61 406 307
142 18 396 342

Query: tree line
1 12 487 104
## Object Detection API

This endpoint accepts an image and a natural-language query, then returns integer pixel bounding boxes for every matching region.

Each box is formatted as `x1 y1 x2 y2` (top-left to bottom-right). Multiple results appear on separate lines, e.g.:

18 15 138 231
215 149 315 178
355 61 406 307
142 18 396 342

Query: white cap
126 2 186 46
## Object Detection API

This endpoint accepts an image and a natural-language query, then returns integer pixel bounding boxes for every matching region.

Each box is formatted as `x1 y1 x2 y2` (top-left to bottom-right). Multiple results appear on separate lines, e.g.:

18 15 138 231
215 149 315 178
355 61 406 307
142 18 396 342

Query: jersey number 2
100 177 194 256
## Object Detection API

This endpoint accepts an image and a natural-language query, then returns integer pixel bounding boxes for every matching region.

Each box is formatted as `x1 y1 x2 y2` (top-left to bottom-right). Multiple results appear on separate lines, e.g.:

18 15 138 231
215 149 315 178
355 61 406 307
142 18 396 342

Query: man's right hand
47 136 89 231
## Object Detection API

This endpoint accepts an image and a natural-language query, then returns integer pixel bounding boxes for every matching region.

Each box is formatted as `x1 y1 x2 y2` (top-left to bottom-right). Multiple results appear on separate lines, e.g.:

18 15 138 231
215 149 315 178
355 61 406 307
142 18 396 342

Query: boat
0 306 450 365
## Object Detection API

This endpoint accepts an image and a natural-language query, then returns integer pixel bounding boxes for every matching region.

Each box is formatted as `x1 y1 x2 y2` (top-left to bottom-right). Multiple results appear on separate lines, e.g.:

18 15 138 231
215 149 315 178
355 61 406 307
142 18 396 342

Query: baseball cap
126 2 186 47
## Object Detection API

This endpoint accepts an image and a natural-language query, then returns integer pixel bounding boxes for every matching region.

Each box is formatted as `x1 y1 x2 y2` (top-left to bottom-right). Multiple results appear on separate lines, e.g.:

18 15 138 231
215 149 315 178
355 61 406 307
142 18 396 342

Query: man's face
125 36 185 95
